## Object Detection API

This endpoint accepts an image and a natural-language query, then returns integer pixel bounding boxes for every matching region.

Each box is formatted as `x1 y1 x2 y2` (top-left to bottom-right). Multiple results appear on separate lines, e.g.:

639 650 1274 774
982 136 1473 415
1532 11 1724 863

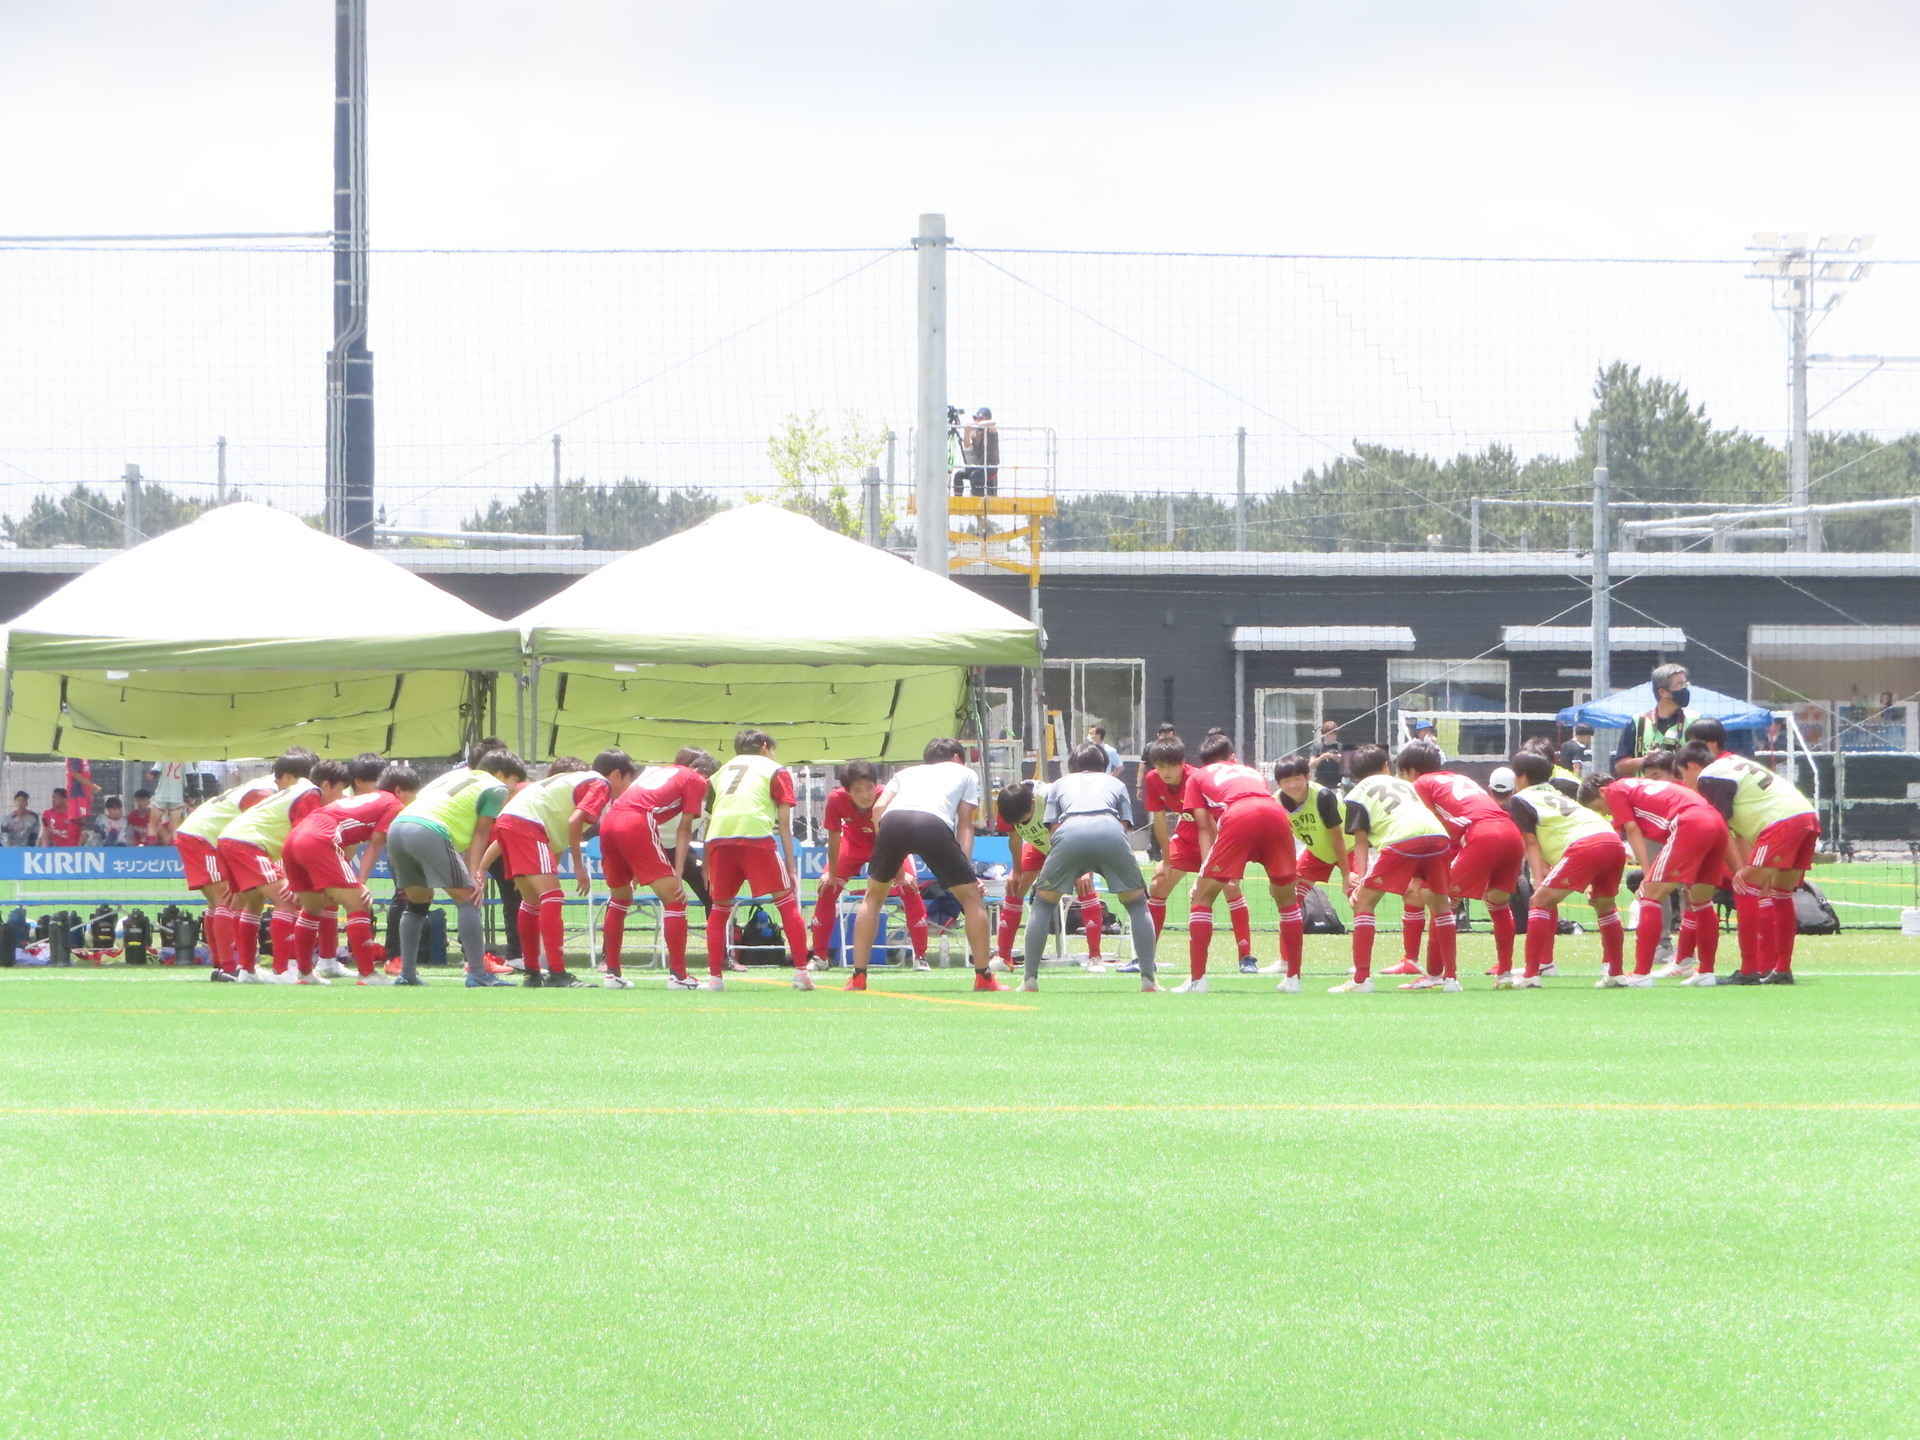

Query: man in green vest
1613 663 1694 777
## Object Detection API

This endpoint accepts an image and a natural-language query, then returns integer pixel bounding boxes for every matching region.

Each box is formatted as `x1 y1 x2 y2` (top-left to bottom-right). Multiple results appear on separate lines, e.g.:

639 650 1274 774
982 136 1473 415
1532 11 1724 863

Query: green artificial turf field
3 932 1917 1438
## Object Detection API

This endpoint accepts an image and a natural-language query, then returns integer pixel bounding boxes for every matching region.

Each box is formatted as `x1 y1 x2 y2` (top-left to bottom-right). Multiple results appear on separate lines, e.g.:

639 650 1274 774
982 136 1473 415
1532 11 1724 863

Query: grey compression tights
1023 893 1156 984
396 900 486 981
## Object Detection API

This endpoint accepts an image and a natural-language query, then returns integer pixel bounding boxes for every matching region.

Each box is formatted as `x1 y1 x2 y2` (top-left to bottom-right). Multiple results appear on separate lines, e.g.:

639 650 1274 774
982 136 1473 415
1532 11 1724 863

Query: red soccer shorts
1647 812 1733 887
1541 833 1627 898
1447 820 1525 899
1750 811 1820 872
216 838 280 896
1361 833 1451 896
599 810 672 889
1018 842 1046 875
1296 845 1337 886
280 833 354 894
1201 801 1296 883
494 815 557 879
706 839 792 900
177 833 221 889
1163 832 1203 874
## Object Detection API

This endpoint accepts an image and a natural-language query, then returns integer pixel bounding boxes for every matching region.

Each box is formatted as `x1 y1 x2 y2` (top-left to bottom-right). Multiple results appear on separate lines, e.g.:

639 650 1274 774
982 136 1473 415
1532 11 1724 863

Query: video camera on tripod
947 404 999 498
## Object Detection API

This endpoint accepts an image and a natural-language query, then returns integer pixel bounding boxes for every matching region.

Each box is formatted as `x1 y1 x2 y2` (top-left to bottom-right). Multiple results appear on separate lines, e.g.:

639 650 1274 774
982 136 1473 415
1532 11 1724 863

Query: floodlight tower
326 0 375 545
1746 232 1874 552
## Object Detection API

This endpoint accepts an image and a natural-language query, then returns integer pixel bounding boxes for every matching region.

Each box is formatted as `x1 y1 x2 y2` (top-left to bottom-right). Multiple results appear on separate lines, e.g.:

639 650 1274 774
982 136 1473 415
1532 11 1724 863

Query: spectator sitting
41 788 83 847
88 797 131 847
2 791 39 847
126 789 156 846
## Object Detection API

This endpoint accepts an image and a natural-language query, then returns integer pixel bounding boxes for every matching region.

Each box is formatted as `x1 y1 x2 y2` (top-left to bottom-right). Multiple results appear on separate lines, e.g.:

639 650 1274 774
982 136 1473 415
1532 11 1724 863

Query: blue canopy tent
1558 683 1775 732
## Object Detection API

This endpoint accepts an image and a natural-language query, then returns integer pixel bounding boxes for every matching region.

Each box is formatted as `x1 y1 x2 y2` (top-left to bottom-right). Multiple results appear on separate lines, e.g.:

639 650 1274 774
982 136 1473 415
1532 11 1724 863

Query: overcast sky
6 0 1918 256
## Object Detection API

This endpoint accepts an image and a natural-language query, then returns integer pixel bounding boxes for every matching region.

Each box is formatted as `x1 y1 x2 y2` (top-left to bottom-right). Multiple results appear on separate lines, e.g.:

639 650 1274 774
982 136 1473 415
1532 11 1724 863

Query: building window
1254 688 1379 766
1388 659 1510 757
1044 659 1145 758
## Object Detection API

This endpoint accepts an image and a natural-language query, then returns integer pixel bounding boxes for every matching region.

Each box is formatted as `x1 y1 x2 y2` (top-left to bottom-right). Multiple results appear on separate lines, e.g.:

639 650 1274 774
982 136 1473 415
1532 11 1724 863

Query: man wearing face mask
1613 663 1694 777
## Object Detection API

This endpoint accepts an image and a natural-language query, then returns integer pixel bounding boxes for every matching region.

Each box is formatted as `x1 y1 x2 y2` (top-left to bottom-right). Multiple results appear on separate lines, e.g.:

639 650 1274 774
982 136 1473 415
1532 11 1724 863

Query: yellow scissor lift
907 424 1056 586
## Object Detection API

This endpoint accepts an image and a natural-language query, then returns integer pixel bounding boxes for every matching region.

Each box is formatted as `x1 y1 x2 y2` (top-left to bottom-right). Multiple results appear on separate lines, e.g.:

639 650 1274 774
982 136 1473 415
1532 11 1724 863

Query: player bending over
704 730 812 991
1178 732 1298 993
1012 743 1160 992
1676 726 1818 985
283 764 419 985
599 747 717 990
486 752 632 988
1334 745 1452 994
1272 756 1350 974
1395 743 1525 980
179 771 277 979
1589 751 1730 986
1499 750 1625 989
385 746 528 986
814 761 931 971
846 738 1006 992
994 776 1108 971
214 751 338 983
1144 738 1254 972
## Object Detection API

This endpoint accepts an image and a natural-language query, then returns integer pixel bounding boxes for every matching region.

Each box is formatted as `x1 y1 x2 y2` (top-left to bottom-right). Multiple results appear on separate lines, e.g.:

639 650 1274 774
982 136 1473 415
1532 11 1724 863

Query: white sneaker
236 968 265 984
315 957 350 979
697 977 725 991
295 973 330 986
1327 978 1374 994
1275 976 1301 994
665 974 701 990
1538 962 1560 978
1511 975 1543 989
1085 960 1110 973
1020 979 1038 992
1171 977 1209 994
356 974 394 986
1399 976 1443 991
1141 980 1168 993
1650 959 1694 981
1491 971 1516 989
1622 974 1654 988
603 974 633 989
1679 972 1717 987
1256 959 1287 976
1440 978 1464 992
791 969 815 991
1595 975 1627 989
268 969 299 985
987 956 1011 973
912 957 932 971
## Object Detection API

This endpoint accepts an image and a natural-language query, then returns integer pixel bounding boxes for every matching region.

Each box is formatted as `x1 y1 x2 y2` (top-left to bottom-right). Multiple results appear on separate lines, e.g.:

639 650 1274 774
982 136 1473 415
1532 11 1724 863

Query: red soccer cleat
842 970 868 991
973 971 1009 992
384 951 402 977
1382 960 1423 976
483 952 512 975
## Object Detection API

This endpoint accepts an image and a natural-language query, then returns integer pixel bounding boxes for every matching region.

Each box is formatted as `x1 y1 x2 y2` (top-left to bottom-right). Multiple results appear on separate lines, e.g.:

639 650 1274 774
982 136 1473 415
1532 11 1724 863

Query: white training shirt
879 762 981 831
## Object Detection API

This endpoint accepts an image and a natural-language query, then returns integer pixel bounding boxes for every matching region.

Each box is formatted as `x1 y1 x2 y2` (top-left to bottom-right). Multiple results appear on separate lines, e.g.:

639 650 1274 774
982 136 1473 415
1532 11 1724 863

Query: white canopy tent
514 504 1042 762
0 503 522 762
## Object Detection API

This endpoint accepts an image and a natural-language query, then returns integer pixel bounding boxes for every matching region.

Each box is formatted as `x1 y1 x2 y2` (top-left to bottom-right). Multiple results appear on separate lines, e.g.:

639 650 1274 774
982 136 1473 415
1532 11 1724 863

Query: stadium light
1745 231 1878 552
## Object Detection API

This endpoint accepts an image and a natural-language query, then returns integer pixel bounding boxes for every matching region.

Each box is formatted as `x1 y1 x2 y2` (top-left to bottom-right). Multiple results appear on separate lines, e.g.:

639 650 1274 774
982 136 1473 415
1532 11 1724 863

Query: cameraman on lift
953 405 1000 497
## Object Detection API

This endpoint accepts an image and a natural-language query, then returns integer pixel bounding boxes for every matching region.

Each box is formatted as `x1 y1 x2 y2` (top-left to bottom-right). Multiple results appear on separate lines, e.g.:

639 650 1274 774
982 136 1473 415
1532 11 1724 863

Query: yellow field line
730 974 1036 1011
1 1101 1912 1120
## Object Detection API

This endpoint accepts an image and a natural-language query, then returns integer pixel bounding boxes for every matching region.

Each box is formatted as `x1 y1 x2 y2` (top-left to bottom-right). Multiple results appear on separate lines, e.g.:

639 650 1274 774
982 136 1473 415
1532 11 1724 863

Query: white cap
1488 765 1517 795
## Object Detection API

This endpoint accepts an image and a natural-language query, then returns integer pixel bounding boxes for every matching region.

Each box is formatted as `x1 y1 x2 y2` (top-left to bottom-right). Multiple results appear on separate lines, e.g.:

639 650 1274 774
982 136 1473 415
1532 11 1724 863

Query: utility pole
122 463 142 549
1234 426 1247 549
864 466 883 547
548 435 561 536
1164 493 1175 547
1789 272 1815 553
216 435 227 503
914 213 949 574
325 0 375 545
1591 422 1612 703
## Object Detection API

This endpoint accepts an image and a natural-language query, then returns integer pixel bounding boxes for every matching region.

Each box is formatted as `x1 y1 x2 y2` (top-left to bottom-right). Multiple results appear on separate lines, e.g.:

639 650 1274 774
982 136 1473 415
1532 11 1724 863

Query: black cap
973 407 992 419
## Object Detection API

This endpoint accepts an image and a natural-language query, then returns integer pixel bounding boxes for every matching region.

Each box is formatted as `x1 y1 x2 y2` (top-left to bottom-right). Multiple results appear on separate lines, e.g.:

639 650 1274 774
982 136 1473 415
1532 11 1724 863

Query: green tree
463 477 724 550
1 484 220 548
762 411 888 537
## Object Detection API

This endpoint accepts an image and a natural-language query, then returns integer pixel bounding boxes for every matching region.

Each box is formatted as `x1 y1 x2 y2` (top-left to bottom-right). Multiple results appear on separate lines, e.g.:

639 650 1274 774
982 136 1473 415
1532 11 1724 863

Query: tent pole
528 659 541 764
0 672 12 813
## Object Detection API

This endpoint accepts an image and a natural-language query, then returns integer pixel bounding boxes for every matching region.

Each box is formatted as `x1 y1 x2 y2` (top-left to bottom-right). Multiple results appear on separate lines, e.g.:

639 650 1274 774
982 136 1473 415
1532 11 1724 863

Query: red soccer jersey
1182 761 1277 816
1144 764 1199 841
41 808 82 846
127 808 154 845
568 773 614 824
288 789 323 829
65 760 94 819
294 789 408 849
1603 777 1711 844
822 786 880 857
1411 770 1511 844
614 764 711 826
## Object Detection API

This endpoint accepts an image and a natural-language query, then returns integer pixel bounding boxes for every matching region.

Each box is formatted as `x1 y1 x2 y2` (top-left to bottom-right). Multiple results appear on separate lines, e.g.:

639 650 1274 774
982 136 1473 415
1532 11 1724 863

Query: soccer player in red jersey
215 751 341 981
1177 731 1298 993
1395 743 1526 978
40 789 82 847
1142 738 1253 970
1500 749 1626 988
283 764 420 984
484 752 632 989
1591 751 1731 985
812 761 931 970
1272 758 1352 974
598 747 717 987
1335 745 1453 993
704 730 813 990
